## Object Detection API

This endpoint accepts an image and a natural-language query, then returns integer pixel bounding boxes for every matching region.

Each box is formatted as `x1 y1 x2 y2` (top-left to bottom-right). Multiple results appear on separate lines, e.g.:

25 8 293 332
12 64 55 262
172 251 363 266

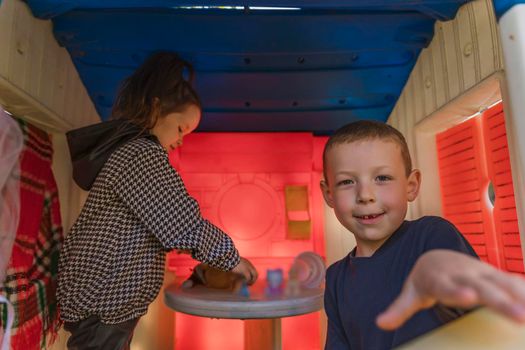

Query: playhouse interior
1 0 525 349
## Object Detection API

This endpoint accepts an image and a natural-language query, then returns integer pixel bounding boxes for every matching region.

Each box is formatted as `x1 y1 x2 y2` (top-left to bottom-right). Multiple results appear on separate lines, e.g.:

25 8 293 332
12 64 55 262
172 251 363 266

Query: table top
164 281 324 319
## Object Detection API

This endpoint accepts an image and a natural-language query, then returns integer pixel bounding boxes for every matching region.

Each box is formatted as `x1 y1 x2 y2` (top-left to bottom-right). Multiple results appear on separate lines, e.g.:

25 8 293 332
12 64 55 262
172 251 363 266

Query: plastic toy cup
266 268 284 293
289 252 325 289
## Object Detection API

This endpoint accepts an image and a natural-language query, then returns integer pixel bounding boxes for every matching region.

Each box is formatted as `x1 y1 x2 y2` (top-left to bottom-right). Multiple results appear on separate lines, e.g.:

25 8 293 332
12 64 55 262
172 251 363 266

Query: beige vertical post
498 4 525 264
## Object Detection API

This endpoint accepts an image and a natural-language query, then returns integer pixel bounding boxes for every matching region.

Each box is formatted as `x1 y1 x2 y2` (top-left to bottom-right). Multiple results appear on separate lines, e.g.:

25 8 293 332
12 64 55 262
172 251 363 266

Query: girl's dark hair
111 51 201 130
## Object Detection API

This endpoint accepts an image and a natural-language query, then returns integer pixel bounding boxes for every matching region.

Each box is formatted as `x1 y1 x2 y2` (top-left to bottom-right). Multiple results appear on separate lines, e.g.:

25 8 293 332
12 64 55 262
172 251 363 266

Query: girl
58 52 257 350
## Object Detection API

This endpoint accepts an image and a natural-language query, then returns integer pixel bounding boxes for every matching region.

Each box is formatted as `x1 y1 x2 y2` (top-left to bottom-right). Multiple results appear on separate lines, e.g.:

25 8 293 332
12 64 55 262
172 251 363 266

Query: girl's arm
113 144 240 271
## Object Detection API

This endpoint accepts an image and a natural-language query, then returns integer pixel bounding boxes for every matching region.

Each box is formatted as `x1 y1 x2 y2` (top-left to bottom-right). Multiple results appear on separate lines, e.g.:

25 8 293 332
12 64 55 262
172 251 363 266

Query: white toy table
164 280 324 350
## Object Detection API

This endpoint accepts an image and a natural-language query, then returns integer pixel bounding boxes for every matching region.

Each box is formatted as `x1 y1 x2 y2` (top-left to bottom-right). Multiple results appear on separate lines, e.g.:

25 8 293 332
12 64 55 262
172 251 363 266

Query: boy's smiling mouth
354 212 385 223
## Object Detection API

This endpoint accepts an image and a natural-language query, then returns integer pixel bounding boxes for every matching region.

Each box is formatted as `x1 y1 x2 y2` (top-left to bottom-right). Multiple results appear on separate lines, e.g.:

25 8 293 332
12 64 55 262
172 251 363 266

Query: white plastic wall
388 0 504 219
0 0 100 232
0 1 99 349
499 3 525 267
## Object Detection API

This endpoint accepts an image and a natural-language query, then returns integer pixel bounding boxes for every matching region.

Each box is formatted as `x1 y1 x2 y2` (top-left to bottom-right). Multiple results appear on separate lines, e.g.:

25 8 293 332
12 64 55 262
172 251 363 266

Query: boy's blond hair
323 120 412 182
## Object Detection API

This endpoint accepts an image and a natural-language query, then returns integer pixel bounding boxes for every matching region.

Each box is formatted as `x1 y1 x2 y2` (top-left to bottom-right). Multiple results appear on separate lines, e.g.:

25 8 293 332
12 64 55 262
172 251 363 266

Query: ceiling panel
25 0 471 134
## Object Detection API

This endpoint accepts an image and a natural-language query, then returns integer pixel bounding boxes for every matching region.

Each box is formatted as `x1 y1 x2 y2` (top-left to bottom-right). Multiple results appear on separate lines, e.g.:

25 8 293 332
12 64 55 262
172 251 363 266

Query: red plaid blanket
1 119 63 349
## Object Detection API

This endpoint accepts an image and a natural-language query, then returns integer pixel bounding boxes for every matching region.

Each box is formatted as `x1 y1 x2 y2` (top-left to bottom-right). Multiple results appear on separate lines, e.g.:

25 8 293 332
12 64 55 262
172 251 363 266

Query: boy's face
321 139 420 257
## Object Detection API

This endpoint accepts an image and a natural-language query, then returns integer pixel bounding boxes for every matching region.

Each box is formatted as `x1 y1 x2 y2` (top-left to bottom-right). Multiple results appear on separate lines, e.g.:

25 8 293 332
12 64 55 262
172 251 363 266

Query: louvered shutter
482 103 524 273
436 117 500 266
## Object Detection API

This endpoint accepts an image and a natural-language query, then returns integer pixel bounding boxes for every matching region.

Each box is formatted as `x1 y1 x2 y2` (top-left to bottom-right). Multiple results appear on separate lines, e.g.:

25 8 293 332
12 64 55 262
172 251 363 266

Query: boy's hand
231 257 258 285
376 249 525 330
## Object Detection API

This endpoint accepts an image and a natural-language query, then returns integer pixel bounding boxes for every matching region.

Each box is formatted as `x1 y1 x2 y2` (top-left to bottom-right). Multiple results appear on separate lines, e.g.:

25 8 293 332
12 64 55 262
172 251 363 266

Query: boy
321 120 525 349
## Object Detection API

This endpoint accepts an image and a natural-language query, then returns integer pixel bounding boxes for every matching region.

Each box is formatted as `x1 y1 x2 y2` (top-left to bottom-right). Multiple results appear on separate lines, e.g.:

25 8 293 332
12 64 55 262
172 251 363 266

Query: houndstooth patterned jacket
58 137 240 324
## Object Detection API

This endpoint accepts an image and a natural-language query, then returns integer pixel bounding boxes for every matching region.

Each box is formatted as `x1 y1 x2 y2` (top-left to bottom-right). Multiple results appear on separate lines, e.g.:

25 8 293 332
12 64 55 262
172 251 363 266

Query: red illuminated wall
436 102 524 273
167 133 327 350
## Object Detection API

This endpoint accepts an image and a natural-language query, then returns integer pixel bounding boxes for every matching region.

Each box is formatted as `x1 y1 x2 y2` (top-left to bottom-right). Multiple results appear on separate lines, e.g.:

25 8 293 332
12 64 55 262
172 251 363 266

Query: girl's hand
376 249 525 330
231 257 258 285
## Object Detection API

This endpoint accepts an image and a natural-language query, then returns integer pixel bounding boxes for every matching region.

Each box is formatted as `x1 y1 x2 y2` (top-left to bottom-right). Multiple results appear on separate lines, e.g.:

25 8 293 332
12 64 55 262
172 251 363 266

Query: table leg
272 318 282 350
244 319 282 350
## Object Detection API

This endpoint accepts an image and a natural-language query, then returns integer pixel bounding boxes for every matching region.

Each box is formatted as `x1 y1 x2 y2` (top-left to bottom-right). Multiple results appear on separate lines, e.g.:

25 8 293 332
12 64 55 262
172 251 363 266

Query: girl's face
151 104 201 151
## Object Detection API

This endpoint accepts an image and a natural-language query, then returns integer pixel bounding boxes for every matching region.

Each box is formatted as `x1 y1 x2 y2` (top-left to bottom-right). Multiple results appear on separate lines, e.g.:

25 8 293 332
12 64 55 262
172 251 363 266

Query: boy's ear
406 169 421 202
320 180 335 208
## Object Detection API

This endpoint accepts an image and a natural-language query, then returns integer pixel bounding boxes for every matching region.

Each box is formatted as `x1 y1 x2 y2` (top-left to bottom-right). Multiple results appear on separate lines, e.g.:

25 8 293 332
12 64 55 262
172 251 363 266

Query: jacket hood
66 119 154 191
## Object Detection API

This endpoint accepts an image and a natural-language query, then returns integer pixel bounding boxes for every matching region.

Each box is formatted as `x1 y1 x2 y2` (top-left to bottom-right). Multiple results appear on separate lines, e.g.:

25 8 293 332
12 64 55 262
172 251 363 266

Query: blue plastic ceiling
492 0 525 18
25 1 470 134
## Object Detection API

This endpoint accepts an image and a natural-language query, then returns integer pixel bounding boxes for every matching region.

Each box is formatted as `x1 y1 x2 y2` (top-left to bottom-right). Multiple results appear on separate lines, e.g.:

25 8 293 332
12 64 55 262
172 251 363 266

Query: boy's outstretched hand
376 249 525 330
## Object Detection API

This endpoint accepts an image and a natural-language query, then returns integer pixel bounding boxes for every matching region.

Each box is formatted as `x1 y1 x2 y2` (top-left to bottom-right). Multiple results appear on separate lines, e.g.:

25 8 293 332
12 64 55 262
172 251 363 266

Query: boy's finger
463 275 525 322
377 274 477 330
376 283 427 330
486 271 525 306
431 277 479 309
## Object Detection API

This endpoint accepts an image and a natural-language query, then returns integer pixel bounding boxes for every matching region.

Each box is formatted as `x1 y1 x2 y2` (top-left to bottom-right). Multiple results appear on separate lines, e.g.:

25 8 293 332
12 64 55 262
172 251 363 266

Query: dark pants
64 316 140 350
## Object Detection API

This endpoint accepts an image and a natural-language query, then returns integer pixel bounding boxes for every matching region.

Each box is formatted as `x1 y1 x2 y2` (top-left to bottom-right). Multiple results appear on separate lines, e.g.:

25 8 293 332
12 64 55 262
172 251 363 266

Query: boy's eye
337 179 354 186
376 175 392 182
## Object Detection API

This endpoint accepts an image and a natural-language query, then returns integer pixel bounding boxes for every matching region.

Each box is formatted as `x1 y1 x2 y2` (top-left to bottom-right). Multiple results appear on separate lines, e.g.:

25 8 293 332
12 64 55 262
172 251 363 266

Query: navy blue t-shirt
324 216 478 350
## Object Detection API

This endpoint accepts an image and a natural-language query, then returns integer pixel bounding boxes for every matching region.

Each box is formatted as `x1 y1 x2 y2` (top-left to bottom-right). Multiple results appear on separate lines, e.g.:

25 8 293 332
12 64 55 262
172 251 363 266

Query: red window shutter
482 103 524 273
436 117 501 266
